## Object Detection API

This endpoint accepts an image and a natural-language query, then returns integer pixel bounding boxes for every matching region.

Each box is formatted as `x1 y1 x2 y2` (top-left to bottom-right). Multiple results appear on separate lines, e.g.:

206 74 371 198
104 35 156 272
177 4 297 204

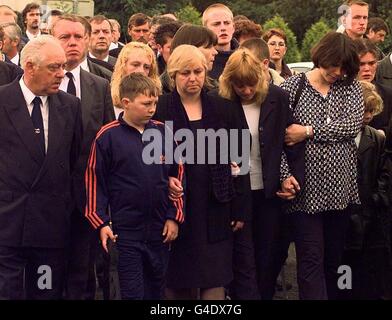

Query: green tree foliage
93 0 392 54
94 0 189 41
263 15 301 63
301 20 331 61
175 4 202 25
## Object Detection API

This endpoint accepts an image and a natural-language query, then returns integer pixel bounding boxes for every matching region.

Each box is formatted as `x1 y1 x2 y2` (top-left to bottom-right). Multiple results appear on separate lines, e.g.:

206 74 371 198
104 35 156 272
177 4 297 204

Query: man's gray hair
20 35 63 69
0 22 22 42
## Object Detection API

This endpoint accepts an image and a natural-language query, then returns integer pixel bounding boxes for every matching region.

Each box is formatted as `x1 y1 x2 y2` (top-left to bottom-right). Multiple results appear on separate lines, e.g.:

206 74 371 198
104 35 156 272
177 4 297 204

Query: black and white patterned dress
280 74 364 214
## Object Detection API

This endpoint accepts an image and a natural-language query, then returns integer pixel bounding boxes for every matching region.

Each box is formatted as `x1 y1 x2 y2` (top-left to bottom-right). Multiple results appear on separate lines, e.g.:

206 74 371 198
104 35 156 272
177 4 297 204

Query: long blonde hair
111 41 161 107
219 48 268 105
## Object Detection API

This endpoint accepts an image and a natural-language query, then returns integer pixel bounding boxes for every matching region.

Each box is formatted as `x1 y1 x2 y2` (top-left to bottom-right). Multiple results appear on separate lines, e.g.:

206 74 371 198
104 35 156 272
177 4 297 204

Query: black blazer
369 83 392 134
87 56 116 72
87 59 113 82
72 69 115 212
346 126 389 250
109 44 124 59
0 61 23 86
154 91 251 235
0 80 83 248
222 84 305 199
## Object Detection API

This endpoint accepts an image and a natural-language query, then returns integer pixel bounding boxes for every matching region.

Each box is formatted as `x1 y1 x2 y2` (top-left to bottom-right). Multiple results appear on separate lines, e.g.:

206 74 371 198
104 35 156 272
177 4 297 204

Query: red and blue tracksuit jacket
85 115 184 242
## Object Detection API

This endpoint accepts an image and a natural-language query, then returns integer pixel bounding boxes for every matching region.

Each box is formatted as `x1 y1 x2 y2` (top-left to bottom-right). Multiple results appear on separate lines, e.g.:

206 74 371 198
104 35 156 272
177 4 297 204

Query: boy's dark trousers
116 240 169 300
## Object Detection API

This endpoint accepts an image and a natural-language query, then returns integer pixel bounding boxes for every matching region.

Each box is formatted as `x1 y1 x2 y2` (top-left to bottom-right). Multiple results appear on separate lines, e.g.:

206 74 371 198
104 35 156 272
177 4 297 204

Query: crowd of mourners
0 0 392 300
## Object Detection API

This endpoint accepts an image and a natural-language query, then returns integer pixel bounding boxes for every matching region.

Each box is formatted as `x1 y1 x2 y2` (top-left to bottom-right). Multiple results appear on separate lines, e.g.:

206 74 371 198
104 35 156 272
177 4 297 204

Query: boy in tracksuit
85 73 184 300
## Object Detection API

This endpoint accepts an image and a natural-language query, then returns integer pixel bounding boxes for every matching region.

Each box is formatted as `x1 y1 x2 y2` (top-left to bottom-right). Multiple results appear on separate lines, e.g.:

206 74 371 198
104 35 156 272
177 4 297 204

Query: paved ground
96 242 300 300
273 243 299 300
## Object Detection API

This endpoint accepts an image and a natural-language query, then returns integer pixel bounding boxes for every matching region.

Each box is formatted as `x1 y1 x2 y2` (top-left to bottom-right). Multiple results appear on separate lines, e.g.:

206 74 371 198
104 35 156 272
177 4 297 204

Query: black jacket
72 69 115 212
87 59 113 82
154 90 251 241
346 126 390 250
0 61 23 86
212 85 305 199
209 39 239 81
0 80 82 248
369 82 392 134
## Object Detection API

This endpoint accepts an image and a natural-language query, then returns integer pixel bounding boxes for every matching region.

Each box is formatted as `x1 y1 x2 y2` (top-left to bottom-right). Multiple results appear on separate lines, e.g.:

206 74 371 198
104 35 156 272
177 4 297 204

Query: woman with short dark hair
160 24 218 93
262 28 292 79
280 31 363 300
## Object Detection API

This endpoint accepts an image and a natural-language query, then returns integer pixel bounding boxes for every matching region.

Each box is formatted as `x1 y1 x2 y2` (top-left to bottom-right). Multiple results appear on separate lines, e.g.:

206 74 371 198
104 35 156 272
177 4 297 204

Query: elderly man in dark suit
51 14 115 300
0 35 82 299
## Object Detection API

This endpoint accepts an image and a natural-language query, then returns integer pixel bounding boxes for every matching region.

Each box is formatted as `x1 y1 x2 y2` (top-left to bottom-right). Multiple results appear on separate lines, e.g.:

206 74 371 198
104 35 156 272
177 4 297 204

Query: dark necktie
66 72 76 96
31 96 45 154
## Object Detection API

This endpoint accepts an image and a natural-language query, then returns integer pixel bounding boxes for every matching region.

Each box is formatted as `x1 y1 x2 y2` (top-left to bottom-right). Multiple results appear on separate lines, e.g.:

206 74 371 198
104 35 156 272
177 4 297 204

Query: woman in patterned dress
280 32 363 300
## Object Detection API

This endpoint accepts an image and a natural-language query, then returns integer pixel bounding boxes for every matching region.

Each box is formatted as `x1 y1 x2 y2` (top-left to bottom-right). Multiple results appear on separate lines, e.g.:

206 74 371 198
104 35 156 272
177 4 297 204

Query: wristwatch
305 126 310 139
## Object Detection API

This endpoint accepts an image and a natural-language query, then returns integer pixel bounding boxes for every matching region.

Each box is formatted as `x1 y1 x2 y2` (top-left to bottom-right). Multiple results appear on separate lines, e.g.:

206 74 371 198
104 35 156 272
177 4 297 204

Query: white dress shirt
19 77 49 153
242 102 263 190
114 106 123 119
89 52 109 63
80 58 90 72
59 65 82 99
26 29 41 40
109 42 118 51
10 53 19 65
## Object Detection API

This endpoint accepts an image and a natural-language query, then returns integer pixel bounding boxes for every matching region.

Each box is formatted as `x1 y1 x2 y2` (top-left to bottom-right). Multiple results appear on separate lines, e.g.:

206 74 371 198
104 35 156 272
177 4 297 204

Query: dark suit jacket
376 53 392 88
0 80 82 248
87 56 116 72
87 59 113 82
109 44 124 59
0 61 23 86
220 84 305 199
369 83 392 133
72 69 115 212
346 126 389 250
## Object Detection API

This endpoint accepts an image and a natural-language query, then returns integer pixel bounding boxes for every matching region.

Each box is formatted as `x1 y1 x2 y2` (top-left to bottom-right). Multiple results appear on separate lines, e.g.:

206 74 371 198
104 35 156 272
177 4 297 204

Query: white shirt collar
66 65 81 82
10 53 19 65
80 57 90 72
109 42 118 51
89 52 109 62
19 76 48 106
61 65 82 99
26 29 41 40
389 53 392 65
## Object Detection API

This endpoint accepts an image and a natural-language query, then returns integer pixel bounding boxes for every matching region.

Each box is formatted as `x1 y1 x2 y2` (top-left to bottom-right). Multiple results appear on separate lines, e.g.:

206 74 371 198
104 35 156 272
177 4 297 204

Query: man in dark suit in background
0 25 23 85
0 35 82 299
0 60 23 85
0 22 22 65
73 16 112 82
88 15 117 71
51 14 115 300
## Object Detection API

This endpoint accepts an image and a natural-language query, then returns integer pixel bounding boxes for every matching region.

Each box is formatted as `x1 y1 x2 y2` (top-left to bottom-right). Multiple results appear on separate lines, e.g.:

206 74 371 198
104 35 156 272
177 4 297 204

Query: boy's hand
100 225 118 253
169 177 183 200
162 220 178 243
